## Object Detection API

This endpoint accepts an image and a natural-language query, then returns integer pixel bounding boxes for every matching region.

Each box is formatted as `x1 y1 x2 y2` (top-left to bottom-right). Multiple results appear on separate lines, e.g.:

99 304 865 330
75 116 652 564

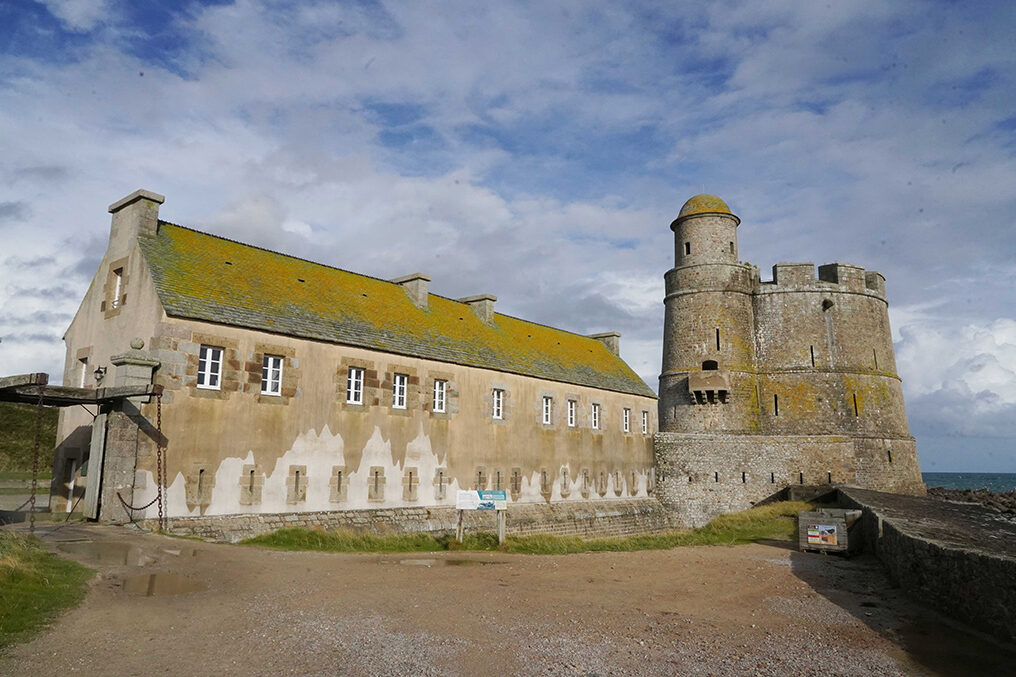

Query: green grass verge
0 532 93 649
0 472 53 482
0 402 59 474
241 501 812 555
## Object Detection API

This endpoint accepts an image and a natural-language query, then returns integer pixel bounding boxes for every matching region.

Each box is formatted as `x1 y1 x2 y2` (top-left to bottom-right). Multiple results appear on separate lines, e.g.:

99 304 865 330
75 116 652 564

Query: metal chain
29 390 43 534
156 393 164 532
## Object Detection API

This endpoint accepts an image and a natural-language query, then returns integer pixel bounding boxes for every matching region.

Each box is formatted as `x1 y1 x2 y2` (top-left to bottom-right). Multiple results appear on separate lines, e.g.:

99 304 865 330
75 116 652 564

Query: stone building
655 195 924 526
51 190 659 525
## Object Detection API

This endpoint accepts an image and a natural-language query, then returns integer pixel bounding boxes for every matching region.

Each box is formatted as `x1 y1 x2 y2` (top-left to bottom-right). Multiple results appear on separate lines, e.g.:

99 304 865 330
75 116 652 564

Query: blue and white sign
456 489 507 510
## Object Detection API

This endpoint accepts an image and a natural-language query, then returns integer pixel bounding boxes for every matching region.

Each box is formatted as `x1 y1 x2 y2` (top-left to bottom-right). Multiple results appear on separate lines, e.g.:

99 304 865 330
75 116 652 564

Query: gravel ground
2 523 1014 676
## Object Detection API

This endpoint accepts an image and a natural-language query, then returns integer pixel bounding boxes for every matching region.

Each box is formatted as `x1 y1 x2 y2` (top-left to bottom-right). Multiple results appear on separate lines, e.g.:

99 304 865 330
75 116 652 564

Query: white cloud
36 0 109 32
1 1 1015 469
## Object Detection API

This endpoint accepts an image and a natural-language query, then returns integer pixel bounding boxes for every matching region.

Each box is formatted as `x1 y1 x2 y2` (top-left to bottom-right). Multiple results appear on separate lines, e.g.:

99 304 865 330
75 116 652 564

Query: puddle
60 541 147 566
387 558 498 567
123 573 206 596
163 547 199 557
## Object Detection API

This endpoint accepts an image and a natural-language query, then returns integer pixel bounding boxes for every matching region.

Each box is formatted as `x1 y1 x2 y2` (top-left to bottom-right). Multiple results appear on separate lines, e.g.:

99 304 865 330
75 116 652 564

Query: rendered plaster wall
108 315 658 522
142 498 675 543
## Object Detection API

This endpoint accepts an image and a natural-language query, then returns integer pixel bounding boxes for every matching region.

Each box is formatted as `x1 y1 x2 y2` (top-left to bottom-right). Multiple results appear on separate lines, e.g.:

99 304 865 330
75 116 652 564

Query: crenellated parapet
755 262 887 301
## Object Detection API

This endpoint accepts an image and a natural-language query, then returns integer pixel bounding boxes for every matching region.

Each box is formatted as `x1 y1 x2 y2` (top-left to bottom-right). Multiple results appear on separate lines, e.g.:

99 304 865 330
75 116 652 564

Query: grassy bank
0 402 58 474
241 501 811 555
0 532 92 649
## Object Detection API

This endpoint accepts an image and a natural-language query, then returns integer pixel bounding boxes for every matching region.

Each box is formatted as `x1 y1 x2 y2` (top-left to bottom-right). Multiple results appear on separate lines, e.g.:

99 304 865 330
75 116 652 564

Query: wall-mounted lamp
93 366 107 384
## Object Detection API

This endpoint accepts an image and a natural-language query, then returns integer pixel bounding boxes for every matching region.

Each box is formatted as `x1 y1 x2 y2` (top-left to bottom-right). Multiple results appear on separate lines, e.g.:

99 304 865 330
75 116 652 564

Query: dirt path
3 524 1013 676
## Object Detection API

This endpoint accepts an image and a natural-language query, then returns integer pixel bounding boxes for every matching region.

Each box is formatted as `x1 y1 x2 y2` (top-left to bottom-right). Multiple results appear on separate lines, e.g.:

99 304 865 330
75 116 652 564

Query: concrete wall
141 498 676 543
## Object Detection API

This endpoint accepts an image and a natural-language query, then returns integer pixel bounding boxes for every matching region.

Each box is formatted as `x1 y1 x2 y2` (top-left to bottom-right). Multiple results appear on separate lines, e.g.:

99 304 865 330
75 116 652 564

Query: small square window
197 345 223 390
567 400 576 427
542 396 552 425
492 388 504 420
433 379 447 413
261 355 283 396
346 367 364 404
393 373 408 409
684 242 691 256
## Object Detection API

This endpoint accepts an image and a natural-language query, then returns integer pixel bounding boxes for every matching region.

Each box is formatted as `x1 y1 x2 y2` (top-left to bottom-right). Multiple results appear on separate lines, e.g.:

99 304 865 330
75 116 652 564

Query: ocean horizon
922 472 1016 493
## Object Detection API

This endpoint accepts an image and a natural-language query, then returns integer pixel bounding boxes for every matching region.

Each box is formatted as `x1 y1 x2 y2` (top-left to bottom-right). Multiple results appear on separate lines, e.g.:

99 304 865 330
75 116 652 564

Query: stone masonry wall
839 487 1016 643
654 432 855 527
140 498 676 543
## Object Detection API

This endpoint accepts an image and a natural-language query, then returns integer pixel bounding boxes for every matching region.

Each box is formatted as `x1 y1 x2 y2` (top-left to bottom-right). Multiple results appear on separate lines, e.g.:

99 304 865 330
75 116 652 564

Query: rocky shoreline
926 486 1016 517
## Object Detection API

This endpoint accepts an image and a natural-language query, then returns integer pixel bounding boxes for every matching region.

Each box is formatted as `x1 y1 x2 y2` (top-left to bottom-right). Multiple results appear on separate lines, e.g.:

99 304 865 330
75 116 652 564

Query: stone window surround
74 346 92 389
566 396 579 428
100 255 130 318
381 364 418 415
337 357 377 410
488 382 511 424
539 390 556 428
426 370 457 418
186 333 240 400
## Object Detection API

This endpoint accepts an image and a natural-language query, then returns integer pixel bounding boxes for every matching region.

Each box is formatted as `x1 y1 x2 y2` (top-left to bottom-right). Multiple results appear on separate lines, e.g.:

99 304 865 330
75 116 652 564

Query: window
261 355 283 396
567 400 576 427
433 379 446 413
111 267 123 309
542 396 552 425
591 403 600 429
623 408 630 433
392 373 407 409
346 367 364 404
684 242 691 255
492 388 504 419
197 345 222 390
78 358 88 388
642 410 648 434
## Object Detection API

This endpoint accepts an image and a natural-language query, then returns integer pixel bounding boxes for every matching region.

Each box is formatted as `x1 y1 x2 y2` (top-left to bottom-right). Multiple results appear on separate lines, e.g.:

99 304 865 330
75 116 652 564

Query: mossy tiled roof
677 194 733 219
139 223 656 398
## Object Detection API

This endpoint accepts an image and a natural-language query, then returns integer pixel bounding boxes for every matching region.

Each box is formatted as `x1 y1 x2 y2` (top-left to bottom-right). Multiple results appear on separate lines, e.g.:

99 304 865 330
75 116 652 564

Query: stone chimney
107 189 165 258
458 294 497 324
110 338 161 403
588 331 621 356
390 273 431 310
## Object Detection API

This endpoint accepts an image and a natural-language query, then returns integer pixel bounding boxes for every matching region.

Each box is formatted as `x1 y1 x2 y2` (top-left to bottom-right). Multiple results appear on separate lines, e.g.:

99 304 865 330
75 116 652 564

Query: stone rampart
140 498 676 543
655 433 924 527
839 487 1016 643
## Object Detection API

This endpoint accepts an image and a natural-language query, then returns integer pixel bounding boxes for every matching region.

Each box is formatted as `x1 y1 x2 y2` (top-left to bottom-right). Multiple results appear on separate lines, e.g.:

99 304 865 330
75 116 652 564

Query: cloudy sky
1 1 1014 472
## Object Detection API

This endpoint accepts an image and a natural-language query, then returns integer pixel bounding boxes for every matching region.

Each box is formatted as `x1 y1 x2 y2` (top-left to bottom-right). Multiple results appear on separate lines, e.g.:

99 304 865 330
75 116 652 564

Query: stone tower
660 194 758 433
655 194 924 526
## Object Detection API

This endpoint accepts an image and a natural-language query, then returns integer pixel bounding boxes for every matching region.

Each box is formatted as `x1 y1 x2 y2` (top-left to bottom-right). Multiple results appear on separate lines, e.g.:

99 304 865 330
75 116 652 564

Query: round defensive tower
659 195 759 433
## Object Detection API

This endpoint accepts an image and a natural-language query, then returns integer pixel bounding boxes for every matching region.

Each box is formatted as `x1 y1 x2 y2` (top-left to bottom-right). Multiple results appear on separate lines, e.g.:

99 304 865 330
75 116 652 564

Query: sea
922 472 1016 493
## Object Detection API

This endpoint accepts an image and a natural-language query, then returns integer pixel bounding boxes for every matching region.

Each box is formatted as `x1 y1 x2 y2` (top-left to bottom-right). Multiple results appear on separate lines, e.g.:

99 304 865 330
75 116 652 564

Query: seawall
839 486 1016 643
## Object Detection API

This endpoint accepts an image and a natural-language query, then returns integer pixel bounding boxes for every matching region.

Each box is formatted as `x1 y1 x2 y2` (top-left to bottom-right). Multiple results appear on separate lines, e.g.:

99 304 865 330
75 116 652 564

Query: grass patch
242 528 445 553
241 501 811 555
0 532 93 649
0 402 59 474
0 472 53 482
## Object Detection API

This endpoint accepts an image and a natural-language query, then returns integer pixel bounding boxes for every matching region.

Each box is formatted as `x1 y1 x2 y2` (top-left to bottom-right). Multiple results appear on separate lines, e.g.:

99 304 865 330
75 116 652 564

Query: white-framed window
567 400 576 427
346 367 364 404
642 410 649 435
542 396 552 425
492 388 504 420
393 373 408 409
197 345 222 390
111 267 123 309
78 358 88 388
591 403 600 429
433 379 447 413
623 408 630 433
261 355 283 396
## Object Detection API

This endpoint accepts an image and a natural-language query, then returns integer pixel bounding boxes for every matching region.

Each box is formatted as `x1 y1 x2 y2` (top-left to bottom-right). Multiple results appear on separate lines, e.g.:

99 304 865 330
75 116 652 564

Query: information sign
456 489 507 510
806 524 837 546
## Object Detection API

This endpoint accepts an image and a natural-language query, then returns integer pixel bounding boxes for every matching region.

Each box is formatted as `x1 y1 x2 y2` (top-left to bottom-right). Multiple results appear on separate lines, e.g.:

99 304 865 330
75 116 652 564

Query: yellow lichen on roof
139 223 656 398
677 194 732 219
